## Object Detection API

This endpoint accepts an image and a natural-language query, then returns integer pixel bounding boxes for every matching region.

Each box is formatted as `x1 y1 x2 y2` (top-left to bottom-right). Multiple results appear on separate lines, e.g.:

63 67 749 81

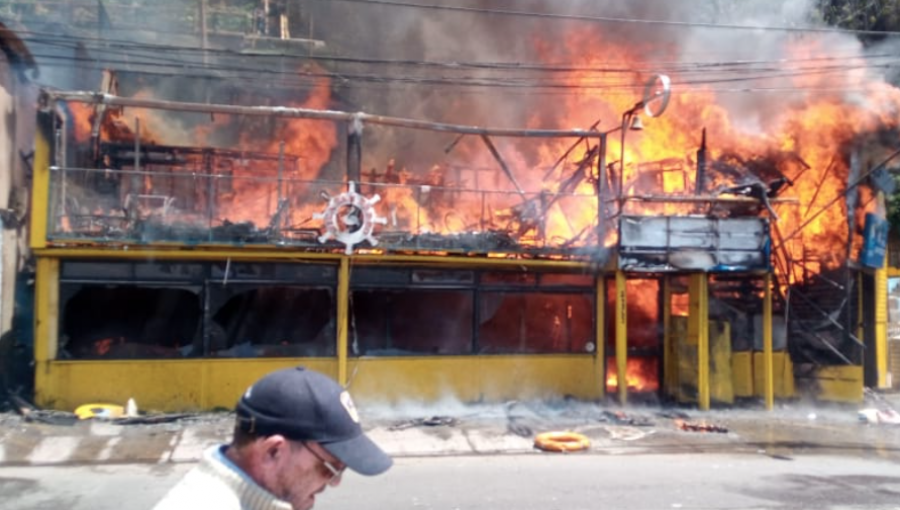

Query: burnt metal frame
44 90 612 257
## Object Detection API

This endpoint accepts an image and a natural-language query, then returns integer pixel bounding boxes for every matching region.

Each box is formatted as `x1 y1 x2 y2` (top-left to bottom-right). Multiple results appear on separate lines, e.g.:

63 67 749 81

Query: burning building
17 0 900 411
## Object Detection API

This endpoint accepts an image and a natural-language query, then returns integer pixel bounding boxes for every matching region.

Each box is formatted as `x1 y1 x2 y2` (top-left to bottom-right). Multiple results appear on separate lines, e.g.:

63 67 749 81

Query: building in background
0 20 36 401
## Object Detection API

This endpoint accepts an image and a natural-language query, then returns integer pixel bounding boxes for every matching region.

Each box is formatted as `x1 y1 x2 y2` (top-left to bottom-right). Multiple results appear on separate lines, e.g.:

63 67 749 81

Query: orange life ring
533 431 591 452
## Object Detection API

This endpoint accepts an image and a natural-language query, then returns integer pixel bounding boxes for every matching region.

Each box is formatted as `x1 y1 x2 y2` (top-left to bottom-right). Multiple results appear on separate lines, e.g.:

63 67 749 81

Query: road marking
160 433 180 463
27 436 81 464
97 437 122 462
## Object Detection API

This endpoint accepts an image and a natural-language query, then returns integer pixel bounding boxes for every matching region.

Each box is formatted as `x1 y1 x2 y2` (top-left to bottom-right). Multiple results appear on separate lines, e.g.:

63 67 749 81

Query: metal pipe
597 133 608 244
206 151 214 239
43 91 608 139
130 118 141 222
134 118 141 175
56 128 66 227
277 139 285 204
763 273 774 411
623 194 799 204
618 112 628 211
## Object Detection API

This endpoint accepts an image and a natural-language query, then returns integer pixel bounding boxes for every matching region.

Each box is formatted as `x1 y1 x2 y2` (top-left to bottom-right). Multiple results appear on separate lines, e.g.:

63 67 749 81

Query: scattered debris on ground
113 413 199 425
858 408 900 425
389 416 459 431
503 400 534 437
656 410 692 420
860 388 900 425
506 420 533 438
7 393 78 426
674 419 728 433
601 410 654 426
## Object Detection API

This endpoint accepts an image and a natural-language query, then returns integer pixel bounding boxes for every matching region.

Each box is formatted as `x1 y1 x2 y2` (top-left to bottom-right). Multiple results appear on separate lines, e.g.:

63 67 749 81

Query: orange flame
606 357 659 393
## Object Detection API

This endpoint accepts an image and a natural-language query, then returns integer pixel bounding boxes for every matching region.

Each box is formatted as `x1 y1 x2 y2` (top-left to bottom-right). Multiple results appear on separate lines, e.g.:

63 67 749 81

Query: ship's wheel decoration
314 181 387 255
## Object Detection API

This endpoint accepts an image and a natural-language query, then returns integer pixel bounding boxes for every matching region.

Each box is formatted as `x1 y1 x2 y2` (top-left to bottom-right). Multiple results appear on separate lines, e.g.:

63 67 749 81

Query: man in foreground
153 367 392 510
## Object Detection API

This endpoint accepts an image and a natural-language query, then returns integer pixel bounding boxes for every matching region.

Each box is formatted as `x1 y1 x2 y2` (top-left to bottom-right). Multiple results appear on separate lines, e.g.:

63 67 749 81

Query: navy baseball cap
235 367 392 476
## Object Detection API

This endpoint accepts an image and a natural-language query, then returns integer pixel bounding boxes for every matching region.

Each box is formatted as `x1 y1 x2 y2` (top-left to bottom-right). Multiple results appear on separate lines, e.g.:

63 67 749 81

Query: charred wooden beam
777 146 900 250
480 135 525 197
695 127 707 195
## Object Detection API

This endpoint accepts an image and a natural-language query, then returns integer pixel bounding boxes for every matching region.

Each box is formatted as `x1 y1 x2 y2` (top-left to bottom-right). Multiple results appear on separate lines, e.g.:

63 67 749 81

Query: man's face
270 440 346 510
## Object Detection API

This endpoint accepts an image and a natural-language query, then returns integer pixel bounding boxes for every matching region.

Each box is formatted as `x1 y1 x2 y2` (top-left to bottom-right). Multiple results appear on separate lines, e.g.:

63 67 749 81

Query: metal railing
47 165 602 255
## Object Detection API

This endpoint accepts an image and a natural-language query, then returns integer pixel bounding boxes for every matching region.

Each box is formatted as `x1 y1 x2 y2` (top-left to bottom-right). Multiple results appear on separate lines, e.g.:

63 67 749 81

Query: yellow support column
763 273 774 411
858 271 865 349
688 273 709 410
876 255 889 388
336 257 350 386
34 257 59 408
595 275 606 399
30 113 52 249
615 270 627 405
662 276 674 398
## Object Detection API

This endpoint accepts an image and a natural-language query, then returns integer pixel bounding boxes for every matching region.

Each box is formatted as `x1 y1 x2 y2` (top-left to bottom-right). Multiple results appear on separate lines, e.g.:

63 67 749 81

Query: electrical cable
307 0 900 37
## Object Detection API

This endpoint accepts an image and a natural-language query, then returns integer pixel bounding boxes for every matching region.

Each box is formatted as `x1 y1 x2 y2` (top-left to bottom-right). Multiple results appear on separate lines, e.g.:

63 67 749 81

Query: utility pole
200 0 208 66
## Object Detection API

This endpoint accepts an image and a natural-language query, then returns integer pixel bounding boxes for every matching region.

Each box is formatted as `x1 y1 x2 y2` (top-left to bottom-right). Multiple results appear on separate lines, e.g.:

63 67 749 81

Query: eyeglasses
301 442 346 484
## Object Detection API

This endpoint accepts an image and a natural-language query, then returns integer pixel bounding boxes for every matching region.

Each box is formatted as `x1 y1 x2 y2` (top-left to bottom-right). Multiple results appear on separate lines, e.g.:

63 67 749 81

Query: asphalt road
3 452 900 510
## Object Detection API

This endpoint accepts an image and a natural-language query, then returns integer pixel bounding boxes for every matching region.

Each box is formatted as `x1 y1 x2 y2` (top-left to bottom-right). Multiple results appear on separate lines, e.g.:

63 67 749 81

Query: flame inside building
27 0 900 407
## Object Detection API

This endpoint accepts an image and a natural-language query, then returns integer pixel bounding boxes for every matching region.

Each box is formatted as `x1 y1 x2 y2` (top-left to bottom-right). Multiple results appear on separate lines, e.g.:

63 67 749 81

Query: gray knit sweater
152 446 293 510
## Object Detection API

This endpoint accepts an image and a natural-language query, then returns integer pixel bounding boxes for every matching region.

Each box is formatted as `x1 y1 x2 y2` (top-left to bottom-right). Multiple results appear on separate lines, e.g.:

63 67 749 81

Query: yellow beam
337 257 350 386
35 248 344 262
595 275 606 399
615 270 627 405
33 247 598 271
33 257 60 407
30 114 52 249
763 272 774 410
689 273 710 410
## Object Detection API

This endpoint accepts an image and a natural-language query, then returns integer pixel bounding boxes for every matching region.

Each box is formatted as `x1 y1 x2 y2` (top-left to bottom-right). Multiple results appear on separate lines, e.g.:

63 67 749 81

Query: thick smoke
302 0 885 182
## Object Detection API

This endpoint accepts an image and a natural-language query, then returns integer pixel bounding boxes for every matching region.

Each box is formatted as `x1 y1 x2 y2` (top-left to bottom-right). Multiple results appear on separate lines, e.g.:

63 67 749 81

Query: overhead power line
27 49 895 99
310 0 900 37
21 30 900 84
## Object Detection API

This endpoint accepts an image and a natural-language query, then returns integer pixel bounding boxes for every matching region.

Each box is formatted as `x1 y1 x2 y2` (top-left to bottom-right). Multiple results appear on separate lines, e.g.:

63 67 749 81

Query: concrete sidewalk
2 397 900 466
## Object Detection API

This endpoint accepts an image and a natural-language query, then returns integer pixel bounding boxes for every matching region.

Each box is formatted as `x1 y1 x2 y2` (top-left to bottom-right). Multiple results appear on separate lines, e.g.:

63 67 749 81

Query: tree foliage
813 1 900 229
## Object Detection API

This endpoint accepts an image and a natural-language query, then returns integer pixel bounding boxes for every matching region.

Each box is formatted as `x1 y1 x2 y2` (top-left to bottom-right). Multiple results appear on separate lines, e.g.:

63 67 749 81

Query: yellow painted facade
731 352 753 398
812 365 864 403
36 359 338 411
32 240 609 409
752 352 795 399
347 356 605 404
